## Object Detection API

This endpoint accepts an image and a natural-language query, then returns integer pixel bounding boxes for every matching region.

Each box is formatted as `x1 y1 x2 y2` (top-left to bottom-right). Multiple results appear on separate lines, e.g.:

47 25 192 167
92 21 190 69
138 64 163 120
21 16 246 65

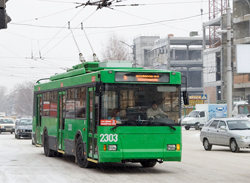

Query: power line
33 7 85 58
38 0 209 6
13 7 76 24
42 10 97 57
11 12 209 30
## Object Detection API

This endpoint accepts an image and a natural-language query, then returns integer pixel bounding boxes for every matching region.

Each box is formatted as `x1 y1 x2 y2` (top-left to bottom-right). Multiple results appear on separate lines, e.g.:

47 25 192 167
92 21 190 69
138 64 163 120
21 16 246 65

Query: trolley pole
226 4 232 117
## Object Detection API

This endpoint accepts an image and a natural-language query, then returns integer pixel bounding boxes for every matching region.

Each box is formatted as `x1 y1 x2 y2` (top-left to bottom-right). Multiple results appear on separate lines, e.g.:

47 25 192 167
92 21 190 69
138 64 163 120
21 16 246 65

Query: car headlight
240 136 250 139
108 145 117 151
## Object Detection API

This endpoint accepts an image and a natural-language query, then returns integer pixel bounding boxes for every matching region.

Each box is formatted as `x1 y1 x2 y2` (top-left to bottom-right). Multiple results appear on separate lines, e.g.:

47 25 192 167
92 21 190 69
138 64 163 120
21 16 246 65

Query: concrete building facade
233 0 250 101
133 34 209 96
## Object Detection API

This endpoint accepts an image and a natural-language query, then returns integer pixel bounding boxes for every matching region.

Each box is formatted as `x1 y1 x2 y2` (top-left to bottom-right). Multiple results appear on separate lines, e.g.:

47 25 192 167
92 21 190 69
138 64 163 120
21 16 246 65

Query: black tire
17 135 20 139
203 139 212 151
44 132 54 157
140 160 157 167
185 126 190 130
11 132 13 134
15 134 17 139
75 137 91 168
194 123 200 130
230 139 240 153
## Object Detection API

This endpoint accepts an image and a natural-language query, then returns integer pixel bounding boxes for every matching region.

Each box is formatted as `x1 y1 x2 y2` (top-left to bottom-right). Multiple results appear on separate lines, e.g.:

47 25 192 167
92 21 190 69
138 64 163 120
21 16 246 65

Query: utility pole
120 41 136 67
226 3 232 117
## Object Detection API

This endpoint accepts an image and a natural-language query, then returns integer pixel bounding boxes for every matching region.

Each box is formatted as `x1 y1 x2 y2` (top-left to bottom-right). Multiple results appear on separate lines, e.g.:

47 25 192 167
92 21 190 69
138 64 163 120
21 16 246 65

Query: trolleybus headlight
167 144 176 151
108 145 117 151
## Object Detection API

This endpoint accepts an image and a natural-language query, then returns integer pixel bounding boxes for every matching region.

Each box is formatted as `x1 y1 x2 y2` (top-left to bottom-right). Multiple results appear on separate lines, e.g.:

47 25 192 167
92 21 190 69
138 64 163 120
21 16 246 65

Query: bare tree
101 34 132 61
0 86 7 112
13 81 34 117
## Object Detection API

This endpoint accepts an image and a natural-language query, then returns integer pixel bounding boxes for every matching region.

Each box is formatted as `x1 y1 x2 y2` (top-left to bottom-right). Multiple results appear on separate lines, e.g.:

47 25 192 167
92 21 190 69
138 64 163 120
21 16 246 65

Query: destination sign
115 72 169 83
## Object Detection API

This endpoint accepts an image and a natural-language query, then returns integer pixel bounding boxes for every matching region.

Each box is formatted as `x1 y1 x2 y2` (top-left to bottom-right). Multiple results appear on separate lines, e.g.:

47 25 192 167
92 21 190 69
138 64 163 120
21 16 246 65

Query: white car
0 118 15 134
200 118 250 152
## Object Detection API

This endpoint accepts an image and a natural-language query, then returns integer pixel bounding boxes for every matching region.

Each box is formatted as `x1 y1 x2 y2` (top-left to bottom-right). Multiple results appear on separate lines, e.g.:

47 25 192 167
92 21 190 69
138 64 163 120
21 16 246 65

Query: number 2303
100 134 118 142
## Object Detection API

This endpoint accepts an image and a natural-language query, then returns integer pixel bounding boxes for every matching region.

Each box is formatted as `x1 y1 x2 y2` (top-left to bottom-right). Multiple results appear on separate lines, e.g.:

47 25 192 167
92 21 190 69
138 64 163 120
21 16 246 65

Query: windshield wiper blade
168 125 176 131
151 122 176 130
110 126 118 131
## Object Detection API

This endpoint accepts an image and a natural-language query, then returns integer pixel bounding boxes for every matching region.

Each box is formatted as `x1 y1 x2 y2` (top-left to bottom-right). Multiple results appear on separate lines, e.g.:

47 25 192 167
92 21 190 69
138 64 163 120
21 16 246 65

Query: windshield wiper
110 126 118 131
167 125 176 131
150 122 176 130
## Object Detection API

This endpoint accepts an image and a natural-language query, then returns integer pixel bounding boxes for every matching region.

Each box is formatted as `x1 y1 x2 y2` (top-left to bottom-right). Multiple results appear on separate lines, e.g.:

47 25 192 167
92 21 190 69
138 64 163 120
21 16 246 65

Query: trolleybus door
58 91 66 150
88 87 99 160
36 95 42 144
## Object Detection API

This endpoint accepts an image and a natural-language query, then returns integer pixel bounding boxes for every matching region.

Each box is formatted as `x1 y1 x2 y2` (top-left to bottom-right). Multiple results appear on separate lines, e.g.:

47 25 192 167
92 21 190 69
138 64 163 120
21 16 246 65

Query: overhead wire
33 7 85 58
42 9 97 57
10 12 209 30
113 8 199 32
13 7 76 23
0 43 44 72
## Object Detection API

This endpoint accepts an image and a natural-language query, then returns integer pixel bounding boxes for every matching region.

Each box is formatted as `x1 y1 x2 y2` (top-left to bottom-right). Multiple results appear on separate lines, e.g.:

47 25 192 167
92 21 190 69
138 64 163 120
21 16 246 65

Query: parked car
14 119 20 135
233 113 250 119
200 118 250 152
0 118 15 134
199 117 226 130
15 118 32 139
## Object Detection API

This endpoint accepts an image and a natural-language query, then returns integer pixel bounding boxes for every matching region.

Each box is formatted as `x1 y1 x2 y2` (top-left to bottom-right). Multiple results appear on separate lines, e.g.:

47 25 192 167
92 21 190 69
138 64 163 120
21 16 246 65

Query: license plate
6 128 12 131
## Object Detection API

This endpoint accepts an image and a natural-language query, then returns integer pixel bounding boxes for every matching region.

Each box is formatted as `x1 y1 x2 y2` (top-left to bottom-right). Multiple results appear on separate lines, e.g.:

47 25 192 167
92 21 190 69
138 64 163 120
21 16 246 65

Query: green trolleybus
32 60 187 168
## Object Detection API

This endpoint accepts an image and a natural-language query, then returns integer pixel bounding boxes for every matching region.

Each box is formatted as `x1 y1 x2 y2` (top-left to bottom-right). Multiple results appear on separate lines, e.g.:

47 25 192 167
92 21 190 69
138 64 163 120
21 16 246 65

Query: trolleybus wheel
140 160 157 167
44 132 54 157
76 137 91 168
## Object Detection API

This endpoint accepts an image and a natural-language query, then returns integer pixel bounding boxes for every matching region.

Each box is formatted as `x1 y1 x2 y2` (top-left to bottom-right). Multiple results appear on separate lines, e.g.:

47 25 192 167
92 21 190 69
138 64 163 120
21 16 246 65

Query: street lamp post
120 41 136 67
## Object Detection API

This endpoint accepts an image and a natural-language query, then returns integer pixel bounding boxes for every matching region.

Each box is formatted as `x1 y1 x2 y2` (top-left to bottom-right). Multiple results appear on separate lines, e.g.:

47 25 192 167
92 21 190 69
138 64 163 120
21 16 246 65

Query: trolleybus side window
75 87 86 118
66 88 75 118
50 91 58 117
43 92 50 116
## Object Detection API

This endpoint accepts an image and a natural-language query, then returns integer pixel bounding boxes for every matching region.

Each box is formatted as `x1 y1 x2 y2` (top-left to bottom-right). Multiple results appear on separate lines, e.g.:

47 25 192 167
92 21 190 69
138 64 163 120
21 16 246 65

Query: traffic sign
201 94 207 100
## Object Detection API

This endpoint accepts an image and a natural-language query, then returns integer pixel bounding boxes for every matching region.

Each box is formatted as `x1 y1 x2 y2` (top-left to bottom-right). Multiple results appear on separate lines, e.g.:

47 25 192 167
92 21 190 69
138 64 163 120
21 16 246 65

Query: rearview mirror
220 126 226 130
183 91 189 105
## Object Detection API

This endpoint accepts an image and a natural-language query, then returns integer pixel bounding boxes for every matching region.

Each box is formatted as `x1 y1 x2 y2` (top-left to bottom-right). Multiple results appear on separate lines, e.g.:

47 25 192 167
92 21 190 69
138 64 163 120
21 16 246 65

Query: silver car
200 118 250 152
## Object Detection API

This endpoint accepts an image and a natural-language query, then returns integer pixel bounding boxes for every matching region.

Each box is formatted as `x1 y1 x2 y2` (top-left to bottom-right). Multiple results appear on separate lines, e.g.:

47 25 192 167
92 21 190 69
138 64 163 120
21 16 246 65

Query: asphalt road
0 129 250 183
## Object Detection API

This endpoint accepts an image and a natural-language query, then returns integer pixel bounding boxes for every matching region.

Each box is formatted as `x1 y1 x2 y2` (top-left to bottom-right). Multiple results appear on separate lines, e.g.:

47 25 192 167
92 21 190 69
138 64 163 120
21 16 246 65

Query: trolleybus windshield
101 84 181 127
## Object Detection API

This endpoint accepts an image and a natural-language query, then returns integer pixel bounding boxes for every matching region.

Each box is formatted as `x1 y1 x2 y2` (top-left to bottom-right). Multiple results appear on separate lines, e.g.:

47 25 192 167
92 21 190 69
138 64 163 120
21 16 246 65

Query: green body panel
63 119 88 146
97 126 182 163
34 69 181 92
50 68 86 81
42 117 58 137
34 72 99 92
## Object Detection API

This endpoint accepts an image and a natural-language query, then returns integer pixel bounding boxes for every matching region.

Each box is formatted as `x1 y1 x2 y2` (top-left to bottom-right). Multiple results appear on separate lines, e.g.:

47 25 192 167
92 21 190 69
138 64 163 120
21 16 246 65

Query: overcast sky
0 0 211 92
